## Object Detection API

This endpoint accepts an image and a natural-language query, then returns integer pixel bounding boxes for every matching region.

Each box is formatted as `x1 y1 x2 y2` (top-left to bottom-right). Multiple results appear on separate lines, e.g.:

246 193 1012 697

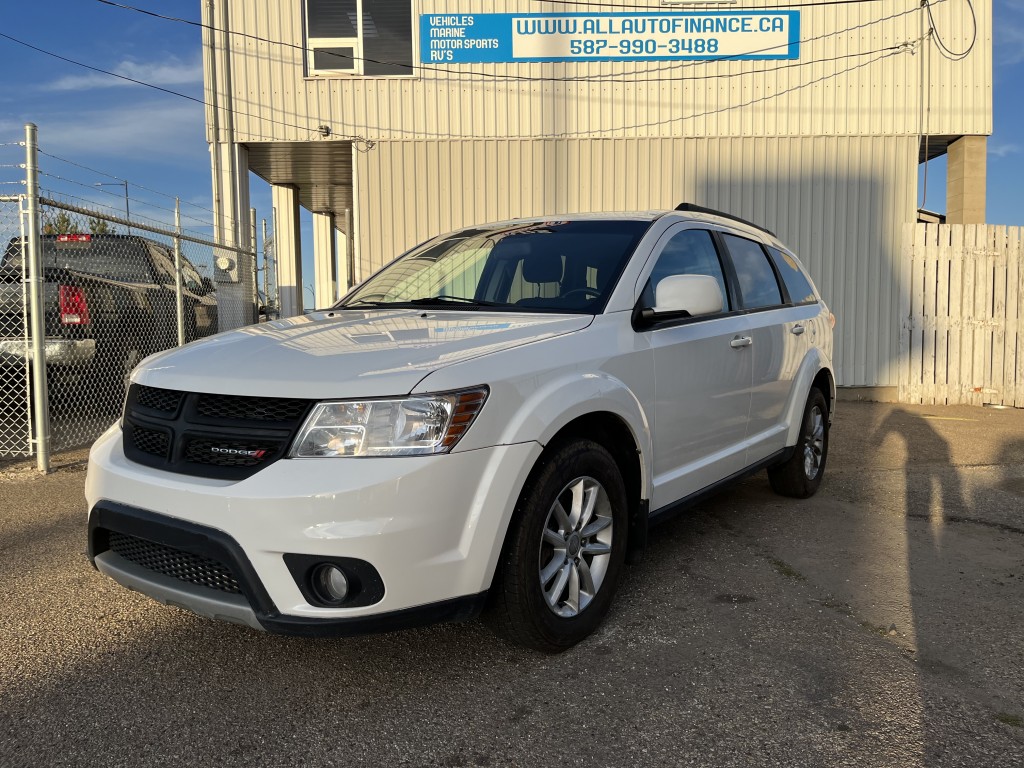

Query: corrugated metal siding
355 135 918 387
224 1 990 142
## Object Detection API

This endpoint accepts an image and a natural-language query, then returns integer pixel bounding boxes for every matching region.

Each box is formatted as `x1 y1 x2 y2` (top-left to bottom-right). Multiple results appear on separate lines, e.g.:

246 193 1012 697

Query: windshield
338 219 651 313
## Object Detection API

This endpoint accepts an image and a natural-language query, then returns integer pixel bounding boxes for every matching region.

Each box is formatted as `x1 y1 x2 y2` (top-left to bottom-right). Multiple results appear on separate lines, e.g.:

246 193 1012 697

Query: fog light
312 564 349 604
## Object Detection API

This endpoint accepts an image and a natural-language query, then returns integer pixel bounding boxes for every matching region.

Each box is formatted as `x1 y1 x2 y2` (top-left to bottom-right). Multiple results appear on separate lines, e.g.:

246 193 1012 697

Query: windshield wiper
336 300 396 309
407 295 509 307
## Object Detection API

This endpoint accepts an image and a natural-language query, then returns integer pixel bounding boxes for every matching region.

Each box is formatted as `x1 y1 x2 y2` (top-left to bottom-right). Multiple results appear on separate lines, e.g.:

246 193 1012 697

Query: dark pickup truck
0 233 218 409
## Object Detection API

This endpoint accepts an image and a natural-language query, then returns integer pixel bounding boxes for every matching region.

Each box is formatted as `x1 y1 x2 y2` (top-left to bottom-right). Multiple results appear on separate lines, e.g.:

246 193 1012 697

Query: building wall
221 0 991 143
355 135 918 387
206 1 991 386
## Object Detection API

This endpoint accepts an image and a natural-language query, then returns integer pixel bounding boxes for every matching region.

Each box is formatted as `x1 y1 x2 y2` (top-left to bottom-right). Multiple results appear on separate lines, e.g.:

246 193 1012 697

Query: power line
94 0 924 84
0 31 375 150
38 150 216 216
923 0 977 61
547 42 917 137
38 171 214 228
39 188 216 235
555 2 926 83
5 2 934 146
526 0 891 7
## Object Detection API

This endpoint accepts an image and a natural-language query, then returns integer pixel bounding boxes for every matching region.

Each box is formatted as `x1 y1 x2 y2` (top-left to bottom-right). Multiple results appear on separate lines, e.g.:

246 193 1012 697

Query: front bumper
85 424 542 633
0 337 95 367
88 502 489 636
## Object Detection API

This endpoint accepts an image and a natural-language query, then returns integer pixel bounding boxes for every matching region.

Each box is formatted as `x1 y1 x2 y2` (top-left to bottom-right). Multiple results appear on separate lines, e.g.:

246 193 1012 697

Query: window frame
633 225 742 331
304 0 417 79
715 232 787 313
765 245 819 307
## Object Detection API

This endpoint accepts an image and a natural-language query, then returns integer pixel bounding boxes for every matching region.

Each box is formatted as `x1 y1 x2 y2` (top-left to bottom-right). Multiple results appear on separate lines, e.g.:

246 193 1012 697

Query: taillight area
59 285 90 325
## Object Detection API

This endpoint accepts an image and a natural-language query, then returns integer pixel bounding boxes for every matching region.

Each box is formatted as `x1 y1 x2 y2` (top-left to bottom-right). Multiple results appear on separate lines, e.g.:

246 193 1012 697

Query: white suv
86 205 835 652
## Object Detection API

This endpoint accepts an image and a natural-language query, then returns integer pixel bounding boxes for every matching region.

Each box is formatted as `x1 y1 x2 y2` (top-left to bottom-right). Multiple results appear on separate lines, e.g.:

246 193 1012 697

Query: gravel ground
0 401 1022 767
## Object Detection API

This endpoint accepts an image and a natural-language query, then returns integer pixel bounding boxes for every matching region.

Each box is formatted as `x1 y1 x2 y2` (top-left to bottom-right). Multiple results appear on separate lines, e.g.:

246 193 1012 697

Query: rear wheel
768 387 829 498
487 438 627 652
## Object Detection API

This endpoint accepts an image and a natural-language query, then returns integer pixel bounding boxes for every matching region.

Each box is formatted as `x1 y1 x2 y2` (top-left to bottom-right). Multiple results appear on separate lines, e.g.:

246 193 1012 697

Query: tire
768 387 829 499
487 438 628 652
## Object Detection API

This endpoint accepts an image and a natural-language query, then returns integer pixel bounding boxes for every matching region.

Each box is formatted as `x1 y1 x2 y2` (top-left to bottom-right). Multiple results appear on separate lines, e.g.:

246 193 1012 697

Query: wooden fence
899 223 1023 407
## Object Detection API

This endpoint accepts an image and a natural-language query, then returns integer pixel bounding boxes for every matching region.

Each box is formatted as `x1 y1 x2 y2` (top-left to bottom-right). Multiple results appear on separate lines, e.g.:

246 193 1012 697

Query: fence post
261 218 269 317
174 197 185 346
250 207 258 324
24 123 50 472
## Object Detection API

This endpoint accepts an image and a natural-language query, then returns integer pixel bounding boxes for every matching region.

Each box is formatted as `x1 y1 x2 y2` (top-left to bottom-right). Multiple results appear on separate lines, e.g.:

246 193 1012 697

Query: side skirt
647 447 793 529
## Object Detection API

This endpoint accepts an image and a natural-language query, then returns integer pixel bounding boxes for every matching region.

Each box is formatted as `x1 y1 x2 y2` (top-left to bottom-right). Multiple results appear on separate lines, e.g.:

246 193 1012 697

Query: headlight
289 387 488 457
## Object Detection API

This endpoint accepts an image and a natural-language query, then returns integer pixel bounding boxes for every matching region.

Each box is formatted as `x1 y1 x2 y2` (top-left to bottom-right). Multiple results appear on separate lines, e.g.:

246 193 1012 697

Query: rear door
638 225 753 510
717 234 816 463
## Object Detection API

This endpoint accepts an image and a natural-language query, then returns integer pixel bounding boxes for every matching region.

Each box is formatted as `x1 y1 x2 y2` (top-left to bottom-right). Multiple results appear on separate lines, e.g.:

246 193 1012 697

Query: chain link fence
0 194 31 457
0 127 277 468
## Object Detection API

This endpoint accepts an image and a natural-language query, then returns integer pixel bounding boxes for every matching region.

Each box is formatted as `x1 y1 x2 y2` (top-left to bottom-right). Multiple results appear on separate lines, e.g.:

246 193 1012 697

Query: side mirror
653 274 723 317
201 277 216 295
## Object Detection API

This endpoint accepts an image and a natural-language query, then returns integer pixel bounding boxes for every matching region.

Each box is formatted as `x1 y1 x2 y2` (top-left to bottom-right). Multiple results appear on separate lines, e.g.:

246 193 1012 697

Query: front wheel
487 438 628 652
768 387 829 498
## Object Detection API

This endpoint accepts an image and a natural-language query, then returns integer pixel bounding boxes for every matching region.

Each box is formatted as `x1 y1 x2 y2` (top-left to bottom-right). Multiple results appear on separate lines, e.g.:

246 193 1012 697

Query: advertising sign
420 11 800 64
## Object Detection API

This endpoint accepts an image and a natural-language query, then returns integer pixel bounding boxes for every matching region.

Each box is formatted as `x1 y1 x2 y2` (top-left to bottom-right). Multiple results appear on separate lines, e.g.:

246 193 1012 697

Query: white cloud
994 19 1024 65
42 55 202 92
989 142 1021 157
34 100 206 163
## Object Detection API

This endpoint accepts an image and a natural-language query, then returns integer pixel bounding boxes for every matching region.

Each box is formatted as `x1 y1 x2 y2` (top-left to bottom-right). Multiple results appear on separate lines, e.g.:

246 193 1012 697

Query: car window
3 236 155 282
767 247 817 304
721 234 783 310
340 220 650 314
146 244 177 284
641 229 728 311
180 261 205 294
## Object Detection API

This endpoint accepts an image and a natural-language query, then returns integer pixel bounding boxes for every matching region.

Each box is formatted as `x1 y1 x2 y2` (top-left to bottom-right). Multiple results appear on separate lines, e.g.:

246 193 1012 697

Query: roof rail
673 203 776 238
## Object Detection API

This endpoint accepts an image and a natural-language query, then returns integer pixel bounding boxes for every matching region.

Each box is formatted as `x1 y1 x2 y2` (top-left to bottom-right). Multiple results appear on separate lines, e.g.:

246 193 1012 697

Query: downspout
216 0 239 249
201 0 223 244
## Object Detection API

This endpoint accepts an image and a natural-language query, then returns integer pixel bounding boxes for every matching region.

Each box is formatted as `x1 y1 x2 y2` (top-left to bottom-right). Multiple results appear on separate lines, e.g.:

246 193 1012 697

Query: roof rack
673 203 776 238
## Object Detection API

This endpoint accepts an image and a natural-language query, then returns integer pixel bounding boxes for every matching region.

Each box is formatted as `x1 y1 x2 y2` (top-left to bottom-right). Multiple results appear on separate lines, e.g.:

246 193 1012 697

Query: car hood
133 309 593 398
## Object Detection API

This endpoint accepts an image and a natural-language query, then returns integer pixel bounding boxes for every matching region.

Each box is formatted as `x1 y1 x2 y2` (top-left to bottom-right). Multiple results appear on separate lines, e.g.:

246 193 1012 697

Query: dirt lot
1 401 1022 767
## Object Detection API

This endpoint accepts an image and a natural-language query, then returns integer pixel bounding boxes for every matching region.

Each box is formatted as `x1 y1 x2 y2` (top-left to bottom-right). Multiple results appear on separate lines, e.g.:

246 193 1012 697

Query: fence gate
899 222 1023 407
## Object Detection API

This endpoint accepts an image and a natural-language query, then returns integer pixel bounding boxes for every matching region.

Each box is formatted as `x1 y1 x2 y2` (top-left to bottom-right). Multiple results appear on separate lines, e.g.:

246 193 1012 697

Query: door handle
730 335 753 349
791 324 806 336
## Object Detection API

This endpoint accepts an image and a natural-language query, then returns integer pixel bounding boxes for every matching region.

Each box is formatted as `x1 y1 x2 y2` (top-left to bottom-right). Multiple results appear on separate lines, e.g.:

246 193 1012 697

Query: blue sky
0 0 1021 282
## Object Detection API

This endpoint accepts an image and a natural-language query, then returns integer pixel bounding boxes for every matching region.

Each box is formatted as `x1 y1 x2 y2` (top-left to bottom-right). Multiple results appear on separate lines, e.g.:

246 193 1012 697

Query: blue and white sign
420 12 800 64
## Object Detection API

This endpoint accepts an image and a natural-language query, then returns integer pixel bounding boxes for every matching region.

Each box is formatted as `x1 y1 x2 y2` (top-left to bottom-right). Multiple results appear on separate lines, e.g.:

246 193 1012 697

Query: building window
305 0 413 77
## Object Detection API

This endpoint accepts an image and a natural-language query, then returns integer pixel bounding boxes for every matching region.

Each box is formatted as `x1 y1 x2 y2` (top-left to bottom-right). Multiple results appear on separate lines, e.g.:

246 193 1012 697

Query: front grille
196 393 309 422
107 530 241 594
122 384 312 480
184 437 281 467
135 386 183 414
130 425 169 459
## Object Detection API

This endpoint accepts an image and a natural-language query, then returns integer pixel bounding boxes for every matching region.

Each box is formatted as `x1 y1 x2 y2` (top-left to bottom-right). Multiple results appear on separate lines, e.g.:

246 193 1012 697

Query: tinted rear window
767 247 817 304
721 234 783 310
3 237 154 282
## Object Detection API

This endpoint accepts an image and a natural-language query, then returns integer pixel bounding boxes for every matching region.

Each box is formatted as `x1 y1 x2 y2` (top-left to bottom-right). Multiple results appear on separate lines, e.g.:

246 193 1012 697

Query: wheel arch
545 411 645 558
783 350 835 447
486 407 649 597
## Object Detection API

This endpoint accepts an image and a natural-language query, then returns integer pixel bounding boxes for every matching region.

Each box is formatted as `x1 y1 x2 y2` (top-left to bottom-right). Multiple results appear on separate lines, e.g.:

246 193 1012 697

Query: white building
201 0 991 389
